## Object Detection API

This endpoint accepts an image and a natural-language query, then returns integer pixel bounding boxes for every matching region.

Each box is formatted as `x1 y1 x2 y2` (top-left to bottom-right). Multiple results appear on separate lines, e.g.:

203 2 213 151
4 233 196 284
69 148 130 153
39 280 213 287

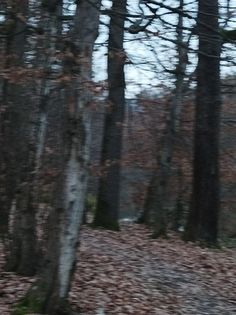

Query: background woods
0 0 236 314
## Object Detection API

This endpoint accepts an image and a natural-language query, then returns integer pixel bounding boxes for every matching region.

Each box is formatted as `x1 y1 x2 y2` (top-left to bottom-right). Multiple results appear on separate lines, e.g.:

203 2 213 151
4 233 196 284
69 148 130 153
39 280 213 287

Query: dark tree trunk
141 0 188 238
0 2 10 240
5 0 61 276
172 166 185 232
0 0 39 276
93 0 127 231
0 0 29 240
184 0 221 246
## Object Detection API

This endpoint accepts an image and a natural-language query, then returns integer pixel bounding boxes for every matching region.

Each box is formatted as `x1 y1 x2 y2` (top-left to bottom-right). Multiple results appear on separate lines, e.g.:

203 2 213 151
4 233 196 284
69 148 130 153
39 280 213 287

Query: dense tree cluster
0 0 235 314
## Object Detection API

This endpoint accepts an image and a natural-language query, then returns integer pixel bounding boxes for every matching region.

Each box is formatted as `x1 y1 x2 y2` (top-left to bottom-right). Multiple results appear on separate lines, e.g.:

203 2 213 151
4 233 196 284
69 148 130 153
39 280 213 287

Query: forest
0 0 236 314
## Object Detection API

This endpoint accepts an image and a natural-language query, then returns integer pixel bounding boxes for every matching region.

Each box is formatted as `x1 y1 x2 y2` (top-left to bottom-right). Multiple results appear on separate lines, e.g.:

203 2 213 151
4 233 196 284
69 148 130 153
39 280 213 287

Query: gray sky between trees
92 0 236 97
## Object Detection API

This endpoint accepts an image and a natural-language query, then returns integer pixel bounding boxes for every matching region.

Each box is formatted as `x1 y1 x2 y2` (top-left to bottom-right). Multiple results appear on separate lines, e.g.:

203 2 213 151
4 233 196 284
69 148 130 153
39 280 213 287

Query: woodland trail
72 224 236 315
0 224 236 314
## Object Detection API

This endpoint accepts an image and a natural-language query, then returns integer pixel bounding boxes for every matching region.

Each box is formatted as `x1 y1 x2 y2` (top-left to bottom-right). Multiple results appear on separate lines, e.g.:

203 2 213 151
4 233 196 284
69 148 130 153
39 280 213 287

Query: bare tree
0 0 42 276
184 0 221 245
13 0 102 313
140 0 189 237
93 0 127 231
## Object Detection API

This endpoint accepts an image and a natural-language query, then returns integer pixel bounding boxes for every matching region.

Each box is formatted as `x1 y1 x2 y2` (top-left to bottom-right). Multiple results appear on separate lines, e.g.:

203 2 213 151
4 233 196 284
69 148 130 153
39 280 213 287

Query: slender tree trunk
5 0 63 276
142 0 188 237
13 1 102 313
0 0 29 240
185 0 221 246
0 1 39 276
93 0 127 231
172 165 185 231
0 1 10 240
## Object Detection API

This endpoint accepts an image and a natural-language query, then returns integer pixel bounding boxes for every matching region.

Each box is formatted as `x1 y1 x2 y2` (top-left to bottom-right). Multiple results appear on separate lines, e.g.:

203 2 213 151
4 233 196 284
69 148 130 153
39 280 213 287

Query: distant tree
93 0 127 231
140 0 189 237
184 0 221 245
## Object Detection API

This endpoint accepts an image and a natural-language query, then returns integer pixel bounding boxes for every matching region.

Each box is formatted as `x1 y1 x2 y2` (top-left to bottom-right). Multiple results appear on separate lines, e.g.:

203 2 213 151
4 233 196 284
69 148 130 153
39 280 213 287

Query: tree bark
0 0 29 239
184 0 221 246
142 0 188 238
5 0 63 276
0 1 39 276
0 1 10 240
93 0 127 231
13 0 102 313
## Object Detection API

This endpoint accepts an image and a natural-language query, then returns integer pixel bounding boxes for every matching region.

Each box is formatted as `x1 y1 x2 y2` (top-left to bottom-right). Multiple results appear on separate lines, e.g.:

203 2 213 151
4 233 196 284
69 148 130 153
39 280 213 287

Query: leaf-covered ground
0 224 236 314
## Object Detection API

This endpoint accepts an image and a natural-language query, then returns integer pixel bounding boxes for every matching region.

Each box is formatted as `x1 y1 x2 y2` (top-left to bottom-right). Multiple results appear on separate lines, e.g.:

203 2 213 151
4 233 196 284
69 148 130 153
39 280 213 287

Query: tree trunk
13 1 102 313
5 0 63 276
0 1 39 276
93 0 127 231
0 1 11 241
0 0 28 239
172 166 185 232
184 0 221 246
143 0 188 237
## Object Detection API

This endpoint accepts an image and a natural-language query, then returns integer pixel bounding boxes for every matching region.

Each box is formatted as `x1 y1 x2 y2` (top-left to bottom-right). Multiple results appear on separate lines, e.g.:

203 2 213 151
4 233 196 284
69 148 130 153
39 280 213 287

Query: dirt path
71 224 236 315
0 224 236 314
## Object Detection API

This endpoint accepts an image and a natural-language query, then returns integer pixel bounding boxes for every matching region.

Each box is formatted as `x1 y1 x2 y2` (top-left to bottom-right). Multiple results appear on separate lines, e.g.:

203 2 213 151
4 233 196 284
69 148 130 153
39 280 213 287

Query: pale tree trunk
143 0 188 237
184 0 221 246
55 0 102 303
93 0 127 231
13 1 102 313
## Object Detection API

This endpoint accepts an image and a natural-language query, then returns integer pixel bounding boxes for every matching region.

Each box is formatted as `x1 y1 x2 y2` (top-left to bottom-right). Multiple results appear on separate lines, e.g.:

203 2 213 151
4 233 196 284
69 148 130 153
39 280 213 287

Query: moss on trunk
12 288 74 315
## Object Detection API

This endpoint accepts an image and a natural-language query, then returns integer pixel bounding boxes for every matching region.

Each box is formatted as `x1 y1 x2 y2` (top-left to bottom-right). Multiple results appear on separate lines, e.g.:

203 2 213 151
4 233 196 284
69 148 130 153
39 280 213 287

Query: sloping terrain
0 224 236 315
73 224 236 315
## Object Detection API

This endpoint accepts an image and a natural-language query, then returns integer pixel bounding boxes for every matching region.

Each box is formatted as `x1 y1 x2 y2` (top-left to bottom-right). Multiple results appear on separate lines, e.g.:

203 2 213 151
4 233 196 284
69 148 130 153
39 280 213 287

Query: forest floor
0 223 236 315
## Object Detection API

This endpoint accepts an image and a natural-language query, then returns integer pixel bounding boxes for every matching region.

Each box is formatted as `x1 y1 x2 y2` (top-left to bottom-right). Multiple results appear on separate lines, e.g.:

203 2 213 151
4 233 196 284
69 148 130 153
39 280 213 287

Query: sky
1 0 235 97
92 0 236 98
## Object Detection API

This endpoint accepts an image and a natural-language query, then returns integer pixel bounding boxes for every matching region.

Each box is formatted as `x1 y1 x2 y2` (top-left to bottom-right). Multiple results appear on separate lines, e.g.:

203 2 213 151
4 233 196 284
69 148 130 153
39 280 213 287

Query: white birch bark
57 0 101 300
20 1 101 311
